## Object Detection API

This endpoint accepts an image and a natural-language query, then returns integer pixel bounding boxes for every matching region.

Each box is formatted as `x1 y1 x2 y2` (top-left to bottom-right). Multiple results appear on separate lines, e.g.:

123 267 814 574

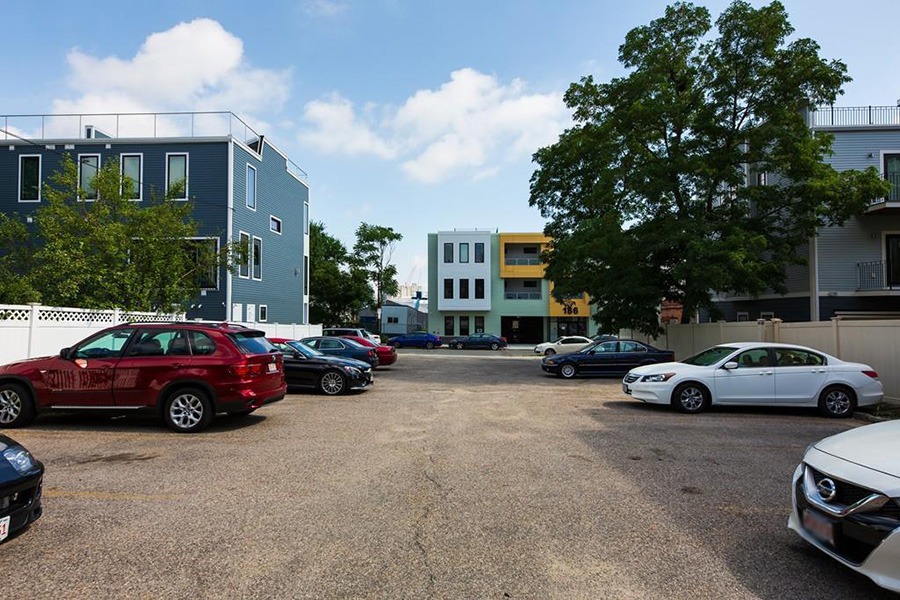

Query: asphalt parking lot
1 350 894 599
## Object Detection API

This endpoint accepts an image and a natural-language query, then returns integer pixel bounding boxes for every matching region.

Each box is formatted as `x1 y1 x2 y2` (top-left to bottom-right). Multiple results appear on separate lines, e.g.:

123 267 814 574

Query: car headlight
641 373 676 382
3 446 38 475
342 366 361 375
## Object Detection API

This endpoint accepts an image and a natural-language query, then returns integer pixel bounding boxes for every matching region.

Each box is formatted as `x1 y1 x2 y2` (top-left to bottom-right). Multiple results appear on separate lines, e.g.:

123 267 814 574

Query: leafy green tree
352 222 402 317
530 1 889 335
0 154 236 311
308 221 372 325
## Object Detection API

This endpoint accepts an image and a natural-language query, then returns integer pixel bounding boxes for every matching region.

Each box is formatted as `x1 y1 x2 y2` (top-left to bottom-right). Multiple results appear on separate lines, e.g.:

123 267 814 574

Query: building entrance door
501 316 544 344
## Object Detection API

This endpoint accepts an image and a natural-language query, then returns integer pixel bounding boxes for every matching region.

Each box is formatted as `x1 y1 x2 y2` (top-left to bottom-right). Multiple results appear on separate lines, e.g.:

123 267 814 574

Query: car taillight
368 350 376 358
863 370 879 379
230 361 268 378
500 337 507 343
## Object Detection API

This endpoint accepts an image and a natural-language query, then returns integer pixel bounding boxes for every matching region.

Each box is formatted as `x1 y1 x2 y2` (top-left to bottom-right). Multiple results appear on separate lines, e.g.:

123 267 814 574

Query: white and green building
427 230 599 344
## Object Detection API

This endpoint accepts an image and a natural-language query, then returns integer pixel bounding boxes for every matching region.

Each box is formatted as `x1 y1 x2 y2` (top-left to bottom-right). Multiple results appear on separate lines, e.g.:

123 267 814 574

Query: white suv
322 327 381 344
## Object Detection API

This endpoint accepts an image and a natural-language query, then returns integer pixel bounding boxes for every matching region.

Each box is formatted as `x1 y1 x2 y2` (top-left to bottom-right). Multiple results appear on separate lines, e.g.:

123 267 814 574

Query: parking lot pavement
1 353 894 599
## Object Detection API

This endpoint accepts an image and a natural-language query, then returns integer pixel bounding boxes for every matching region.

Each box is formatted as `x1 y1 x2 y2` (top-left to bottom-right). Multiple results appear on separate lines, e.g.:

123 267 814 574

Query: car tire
490 342 500 351
425 342 434 349
559 364 577 379
544 349 556 356
318 370 347 395
818 385 855 418
455 342 464 350
393 342 402 349
0 382 36 428
164 387 214 433
672 382 710 414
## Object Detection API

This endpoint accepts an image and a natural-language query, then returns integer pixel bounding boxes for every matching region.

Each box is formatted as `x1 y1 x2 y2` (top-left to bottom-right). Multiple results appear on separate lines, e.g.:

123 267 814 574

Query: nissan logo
817 478 837 502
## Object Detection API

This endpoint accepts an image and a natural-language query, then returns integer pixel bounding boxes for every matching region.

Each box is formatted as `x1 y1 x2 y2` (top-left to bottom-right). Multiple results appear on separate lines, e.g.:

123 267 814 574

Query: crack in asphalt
413 454 446 597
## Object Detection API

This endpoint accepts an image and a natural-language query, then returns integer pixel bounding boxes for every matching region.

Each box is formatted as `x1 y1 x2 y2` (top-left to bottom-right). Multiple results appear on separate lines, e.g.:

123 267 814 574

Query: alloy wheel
679 387 705 412
560 364 576 379
169 392 205 430
823 388 852 416
321 371 345 395
0 388 22 424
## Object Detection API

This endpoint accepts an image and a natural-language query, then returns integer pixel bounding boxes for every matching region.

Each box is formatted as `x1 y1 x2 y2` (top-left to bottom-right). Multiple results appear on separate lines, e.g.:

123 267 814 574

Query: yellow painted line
44 488 180 501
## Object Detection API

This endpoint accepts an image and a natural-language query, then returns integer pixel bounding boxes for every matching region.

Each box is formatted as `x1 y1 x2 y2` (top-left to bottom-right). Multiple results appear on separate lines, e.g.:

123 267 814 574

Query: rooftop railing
808 105 900 128
0 111 307 181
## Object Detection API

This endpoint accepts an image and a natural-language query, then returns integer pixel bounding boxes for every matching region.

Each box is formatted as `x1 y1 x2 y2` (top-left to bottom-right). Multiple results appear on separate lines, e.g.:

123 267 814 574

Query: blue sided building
0 112 310 324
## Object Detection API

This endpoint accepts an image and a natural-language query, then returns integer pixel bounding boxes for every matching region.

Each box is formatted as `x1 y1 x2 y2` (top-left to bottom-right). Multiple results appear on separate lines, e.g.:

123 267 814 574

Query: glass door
885 155 900 201
887 235 900 288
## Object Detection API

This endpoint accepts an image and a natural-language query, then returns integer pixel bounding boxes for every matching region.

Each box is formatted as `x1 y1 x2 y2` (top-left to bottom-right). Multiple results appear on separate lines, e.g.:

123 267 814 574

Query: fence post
831 316 842 358
771 318 782 343
113 307 121 325
27 303 41 359
757 318 767 342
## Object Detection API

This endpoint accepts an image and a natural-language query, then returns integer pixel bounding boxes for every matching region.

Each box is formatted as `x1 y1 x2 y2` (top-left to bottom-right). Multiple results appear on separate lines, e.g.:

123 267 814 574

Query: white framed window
736 311 749 322
185 237 219 290
166 153 188 200
78 154 100 201
246 164 257 210
760 311 775 320
252 236 262 280
238 231 250 279
258 305 268 322
18 155 41 202
304 201 309 234
120 154 142 201
270 215 282 235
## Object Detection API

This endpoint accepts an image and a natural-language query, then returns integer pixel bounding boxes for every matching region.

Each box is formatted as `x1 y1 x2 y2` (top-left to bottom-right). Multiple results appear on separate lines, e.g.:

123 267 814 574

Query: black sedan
450 333 508 350
541 339 674 378
270 339 373 395
300 336 379 367
1 435 43 543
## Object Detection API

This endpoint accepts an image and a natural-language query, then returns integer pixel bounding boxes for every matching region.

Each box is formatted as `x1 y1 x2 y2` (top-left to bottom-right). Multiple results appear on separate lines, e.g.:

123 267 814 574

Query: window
167 153 188 199
474 242 484 263
475 279 484 299
387 316 399 324
619 341 647 353
459 279 469 299
188 331 217 356
127 329 180 357
775 348 824 367
304 255 310 293
121 154 142 200
460 316 470 336
524 280 538 288
885 154 900 201
258 305 268 322
246 164 257 209
185 238 219 289
19 155 41 202
444 316 454 336
759 311 775 320
270 216 282 235
444 242 453 263
459 243 469 263
474 316 484 333
238 232 250 279
523 246 538 254
735 348 771 368
79 154 100 200
304 201 310 234
252 236 262 280
74 329 135 359
444 278 453 299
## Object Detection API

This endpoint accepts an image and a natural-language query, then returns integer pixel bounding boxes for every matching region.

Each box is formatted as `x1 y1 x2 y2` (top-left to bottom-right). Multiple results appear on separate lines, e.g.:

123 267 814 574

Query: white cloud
298 68 570 184
52 19 291 120
303 0 349 17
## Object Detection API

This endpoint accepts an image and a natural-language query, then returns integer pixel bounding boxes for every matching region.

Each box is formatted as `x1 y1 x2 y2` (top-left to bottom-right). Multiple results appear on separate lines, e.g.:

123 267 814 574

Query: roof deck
807 105 900 129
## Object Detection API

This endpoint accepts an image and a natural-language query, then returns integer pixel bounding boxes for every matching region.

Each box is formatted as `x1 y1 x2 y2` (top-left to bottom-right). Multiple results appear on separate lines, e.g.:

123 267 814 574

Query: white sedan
533 336 593 356
788 421 900 592
621 342 883 417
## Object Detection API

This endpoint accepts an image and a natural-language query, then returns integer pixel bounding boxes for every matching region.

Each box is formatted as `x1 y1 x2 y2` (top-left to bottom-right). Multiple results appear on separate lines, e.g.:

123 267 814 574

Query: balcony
857 260 899 290
504 257 541 266
808 105 900 128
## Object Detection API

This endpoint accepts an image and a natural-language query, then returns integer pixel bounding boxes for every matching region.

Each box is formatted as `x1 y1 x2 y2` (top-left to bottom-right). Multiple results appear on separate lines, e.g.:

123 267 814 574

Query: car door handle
760 370 774 376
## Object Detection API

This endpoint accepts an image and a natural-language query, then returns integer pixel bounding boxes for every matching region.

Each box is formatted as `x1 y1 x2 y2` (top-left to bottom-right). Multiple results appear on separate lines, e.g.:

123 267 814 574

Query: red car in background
340 335 397 367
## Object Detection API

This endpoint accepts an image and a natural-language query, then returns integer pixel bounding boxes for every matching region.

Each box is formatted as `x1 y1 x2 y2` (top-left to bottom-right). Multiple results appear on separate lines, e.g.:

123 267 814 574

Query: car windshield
681 346 738 366
341 338 365 348
286 340 322 357
227 331 278 355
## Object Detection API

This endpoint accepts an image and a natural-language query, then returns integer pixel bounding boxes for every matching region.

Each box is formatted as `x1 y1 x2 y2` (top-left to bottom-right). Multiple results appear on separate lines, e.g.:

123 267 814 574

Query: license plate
0 515 9 542
802 509 835 546
622 384 631 394
267 363 277 373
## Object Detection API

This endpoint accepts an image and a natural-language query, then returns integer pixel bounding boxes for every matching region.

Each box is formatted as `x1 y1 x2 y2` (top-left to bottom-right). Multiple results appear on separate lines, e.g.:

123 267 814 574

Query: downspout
226 138 234 321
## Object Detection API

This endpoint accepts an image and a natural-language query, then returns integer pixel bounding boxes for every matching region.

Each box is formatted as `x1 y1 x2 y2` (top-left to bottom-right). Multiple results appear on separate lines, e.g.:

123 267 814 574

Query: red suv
0 322 285 433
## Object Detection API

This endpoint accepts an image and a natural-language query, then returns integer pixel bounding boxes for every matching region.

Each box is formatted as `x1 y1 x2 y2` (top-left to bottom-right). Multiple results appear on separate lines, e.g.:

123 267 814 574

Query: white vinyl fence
622 318 900 403
0 303 322 364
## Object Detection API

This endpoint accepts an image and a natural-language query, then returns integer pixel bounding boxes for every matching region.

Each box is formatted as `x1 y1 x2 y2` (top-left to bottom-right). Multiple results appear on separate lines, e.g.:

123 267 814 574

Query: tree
529 1 889 335
308 221 372 325
0 154 236 311
352 223 402 317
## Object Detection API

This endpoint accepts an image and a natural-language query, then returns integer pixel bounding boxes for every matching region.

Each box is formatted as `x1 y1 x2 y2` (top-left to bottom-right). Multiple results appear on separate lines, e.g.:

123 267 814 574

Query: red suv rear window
227 332 278 355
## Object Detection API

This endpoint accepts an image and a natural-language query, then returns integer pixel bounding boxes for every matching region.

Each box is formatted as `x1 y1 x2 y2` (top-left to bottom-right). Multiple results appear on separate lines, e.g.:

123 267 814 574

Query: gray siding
231 141 308 324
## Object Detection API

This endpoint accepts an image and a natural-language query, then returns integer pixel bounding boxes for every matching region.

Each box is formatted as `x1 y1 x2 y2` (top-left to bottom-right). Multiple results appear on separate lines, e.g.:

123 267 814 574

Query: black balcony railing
504 257 541 266
856 260 898 290
808 105 900 128
887 172 900 202
504 292 542 300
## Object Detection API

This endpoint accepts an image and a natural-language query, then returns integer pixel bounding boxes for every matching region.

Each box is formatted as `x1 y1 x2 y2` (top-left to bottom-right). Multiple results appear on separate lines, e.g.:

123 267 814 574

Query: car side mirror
292 351 303 360
723 361 738 370
60 347 71 360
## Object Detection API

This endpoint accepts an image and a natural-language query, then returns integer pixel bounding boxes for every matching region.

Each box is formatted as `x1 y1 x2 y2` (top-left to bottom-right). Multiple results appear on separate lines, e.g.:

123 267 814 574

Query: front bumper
1 470 43 542
622 380 675 405
348 370 374 390
788 459 900 593
541 364 560 374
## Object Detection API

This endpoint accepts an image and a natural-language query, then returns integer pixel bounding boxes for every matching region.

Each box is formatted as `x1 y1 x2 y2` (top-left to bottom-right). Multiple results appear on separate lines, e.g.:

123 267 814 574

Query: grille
809 466 878 506
623 373 640 384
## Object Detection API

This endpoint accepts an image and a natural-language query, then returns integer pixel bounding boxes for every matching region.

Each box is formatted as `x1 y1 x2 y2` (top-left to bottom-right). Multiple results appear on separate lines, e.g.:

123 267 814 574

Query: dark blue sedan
541 339 674 378
387 332 443 349
1 435 43 543
300 336 379 367
450 333 508 350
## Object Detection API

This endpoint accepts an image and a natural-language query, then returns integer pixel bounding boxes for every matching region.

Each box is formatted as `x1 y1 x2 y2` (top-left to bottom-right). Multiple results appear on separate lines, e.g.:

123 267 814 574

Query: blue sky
4 1 900 296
